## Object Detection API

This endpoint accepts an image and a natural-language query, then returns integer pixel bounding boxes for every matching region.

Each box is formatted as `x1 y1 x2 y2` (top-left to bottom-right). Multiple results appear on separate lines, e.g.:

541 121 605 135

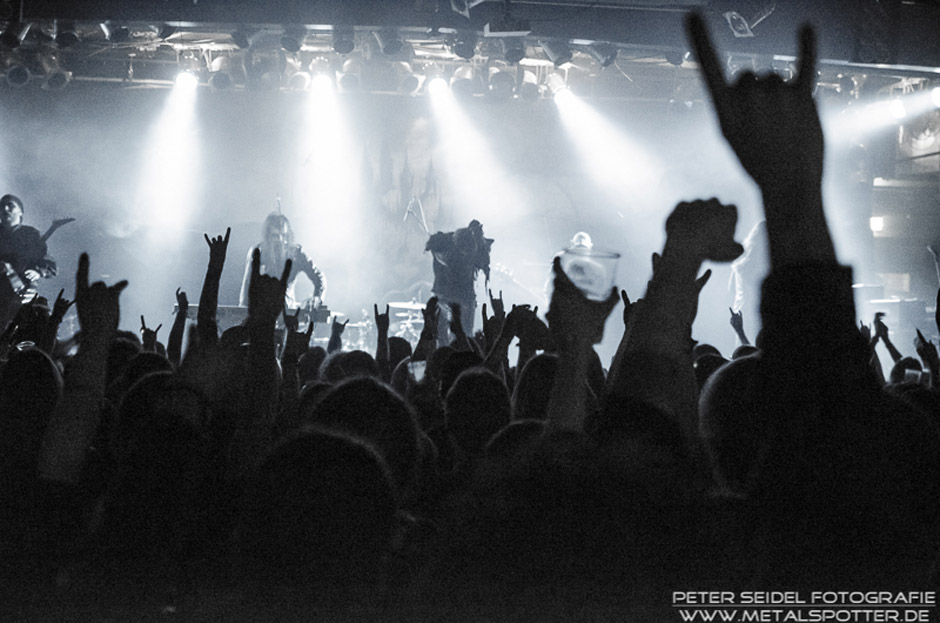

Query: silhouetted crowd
2 15 939 623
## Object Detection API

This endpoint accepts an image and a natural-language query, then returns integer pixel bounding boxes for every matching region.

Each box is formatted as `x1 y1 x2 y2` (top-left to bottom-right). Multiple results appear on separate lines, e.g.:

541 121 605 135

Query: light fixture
450 65 479 98
487 67 515 100
53 21 80 48
540 39 572 67
869 216 884 233
1 23 31 49
547 72 568 95
373 29 403 56
397 62 421 95
280 27 306 53
39 48 71 90
3 53 29 88
723 3 776 38
99 21 129 43
285 56 310 91
231 26 261 49
501 37 526 64
518 70 540 101
208 55 234 91
427 76 448 96
453 29 477 60
332 25 355 54
338 57 361 91
150 23 176 41
665 49 688 67
587 42 617 68
175 70 199 90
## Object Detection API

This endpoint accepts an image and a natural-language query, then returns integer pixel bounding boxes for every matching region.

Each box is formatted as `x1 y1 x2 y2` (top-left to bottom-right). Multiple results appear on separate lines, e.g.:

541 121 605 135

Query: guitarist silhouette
0 194 70 330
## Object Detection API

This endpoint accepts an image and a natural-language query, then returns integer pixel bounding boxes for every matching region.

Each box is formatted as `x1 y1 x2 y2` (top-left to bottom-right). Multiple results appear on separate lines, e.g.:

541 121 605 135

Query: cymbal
394 312 424 319
388 301 426 310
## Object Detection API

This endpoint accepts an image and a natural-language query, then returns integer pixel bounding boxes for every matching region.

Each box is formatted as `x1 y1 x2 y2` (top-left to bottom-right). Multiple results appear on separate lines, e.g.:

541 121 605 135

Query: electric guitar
0 218 75 304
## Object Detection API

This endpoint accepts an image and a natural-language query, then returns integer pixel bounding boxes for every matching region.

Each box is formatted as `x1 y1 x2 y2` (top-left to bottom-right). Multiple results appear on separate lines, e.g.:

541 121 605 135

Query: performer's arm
239 246 255 307
293 247 326 300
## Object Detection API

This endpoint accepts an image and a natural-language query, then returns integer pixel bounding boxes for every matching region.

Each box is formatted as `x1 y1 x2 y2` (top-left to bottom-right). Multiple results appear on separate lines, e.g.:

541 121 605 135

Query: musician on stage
0 194 57 329
425 219 493 337
238 212 326 311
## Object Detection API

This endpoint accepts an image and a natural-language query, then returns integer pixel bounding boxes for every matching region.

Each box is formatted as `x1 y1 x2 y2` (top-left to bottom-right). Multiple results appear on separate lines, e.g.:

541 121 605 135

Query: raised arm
38 254 127 484
167 287 188 367
199 227 230 346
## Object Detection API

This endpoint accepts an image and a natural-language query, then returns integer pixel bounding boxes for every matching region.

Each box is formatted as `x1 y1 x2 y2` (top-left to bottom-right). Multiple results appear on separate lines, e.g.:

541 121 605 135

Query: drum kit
388 299 426 343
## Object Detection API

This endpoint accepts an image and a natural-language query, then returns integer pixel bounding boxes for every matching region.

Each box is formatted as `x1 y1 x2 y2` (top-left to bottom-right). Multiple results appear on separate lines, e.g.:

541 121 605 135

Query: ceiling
0 0 936 100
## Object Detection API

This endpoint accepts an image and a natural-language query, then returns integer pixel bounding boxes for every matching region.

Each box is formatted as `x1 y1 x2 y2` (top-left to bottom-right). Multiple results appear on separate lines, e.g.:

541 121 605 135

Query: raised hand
140 315 162 351
686 12 822 191
51 288 73 324
75 253 127 338
448 302 465 336
422 296 439 329
914 329 939 373
204 227 231 274
729 308 744 332
248 248 291 325
283 314 314 360
547 255 618 346
175 287 189 311
331 316 349 335
488 288 505 320
283 308 301 333
374 303 390 335
873 312 889 341
665 198 743 263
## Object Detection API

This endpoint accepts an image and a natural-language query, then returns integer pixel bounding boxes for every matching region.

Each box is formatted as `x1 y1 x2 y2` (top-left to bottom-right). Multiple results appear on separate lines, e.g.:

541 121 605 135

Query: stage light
53 21 80 48
332 25 355 55
587 42 617 68
932 87 940 109
487 67 515 100
175 70 199 90
547 72 568 96
39 48 71 91
427 76 448 96
288 70 311 91
281 27 306 53
231 27 261 49
208 55 233 91
664 49 688 67
453 30 477 60
450 65 479 98
4 58 28 88
338 57 361 91
540 39 572 67
150 23 176 40
869 216 884 233
501 37 526 64
311 72 334 93
1 23 30 49
99 21 129 43
396 62 421 94
518 71 540 101
373 29 403 56
890 98 906 120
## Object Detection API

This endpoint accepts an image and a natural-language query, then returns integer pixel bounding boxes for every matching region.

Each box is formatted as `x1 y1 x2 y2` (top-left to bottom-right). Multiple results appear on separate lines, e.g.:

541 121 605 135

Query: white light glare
869 216 884 233
175 71 199 90
311 72 334 93
932 87 940 109
890 98 906 120
427 77 448 97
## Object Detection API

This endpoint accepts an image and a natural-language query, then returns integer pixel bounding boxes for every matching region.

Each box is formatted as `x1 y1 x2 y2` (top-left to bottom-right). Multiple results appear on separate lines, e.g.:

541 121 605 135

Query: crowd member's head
240 428 396 596
445 368 511 458
889 356 923 385
298 346 326 384
511 353 557 421
320 349 380 384
388 336 413 372
698 354 764 495
308 376 420 496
